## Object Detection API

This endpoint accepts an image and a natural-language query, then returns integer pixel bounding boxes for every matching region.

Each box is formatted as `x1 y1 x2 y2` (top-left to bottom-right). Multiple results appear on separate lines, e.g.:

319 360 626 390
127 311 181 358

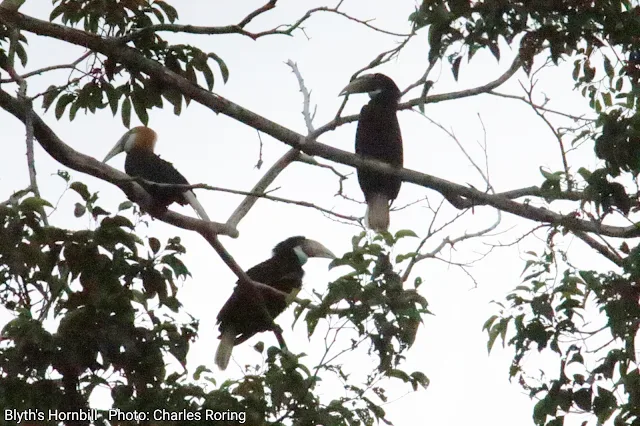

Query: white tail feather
215 328 235 370
366 193 390 232
183 190 210 221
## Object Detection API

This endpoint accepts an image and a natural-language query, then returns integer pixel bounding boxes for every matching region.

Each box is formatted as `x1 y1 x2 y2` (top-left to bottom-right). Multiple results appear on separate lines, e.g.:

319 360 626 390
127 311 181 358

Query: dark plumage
124 147 190 208
340 73 403 232
215 236 335 370
103 127 209 220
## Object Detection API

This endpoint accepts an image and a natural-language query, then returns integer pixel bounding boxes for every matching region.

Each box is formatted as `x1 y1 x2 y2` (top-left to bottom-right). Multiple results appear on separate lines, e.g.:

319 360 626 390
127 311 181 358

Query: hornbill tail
366 193 390 232
183 190 210 221
215 327 236 370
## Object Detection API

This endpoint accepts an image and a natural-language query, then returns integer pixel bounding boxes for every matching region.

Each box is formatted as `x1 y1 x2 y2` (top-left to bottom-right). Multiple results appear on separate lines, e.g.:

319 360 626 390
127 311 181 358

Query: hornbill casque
103 126 210 220
340 73 403 232
215 236 335 370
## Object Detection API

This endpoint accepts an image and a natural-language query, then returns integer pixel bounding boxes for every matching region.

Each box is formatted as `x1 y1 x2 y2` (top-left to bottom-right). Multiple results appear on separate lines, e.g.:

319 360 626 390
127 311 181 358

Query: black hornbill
340 73 403 232
103 126 210 220
215 236 335 370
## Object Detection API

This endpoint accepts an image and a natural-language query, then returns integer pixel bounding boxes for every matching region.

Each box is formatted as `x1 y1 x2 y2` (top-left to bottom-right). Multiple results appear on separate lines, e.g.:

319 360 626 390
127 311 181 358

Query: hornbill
340 73 403 232
215 236 335 370
103 126 210 220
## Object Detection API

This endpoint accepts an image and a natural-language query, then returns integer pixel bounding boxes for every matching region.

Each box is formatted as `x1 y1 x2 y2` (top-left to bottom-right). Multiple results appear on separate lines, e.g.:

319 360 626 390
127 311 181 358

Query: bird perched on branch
103 126 210 220
215 236 335 370
340 73 403 232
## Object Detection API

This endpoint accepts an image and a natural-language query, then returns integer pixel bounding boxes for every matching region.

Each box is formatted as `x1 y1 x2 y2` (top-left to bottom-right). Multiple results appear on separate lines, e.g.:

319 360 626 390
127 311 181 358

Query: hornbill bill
215 236 335 370
103 126 210 220
340 73 403 232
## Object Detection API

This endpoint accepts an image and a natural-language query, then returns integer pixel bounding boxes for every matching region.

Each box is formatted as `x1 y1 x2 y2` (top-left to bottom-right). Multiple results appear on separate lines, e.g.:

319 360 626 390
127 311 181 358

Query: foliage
4 0 640 425
0 183 429 425
485 241 640 426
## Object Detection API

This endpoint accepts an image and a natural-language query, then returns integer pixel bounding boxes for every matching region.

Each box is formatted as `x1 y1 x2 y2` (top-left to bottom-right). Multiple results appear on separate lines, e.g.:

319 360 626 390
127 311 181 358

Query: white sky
0 1 622 425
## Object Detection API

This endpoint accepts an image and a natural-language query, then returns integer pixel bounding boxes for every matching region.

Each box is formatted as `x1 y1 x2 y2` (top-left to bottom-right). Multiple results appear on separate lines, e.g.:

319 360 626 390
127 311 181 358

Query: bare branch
488 90 595 122
227 148 300 228
115 2 409 43
120 177 359 223
0 51 92 83
286 60 315 133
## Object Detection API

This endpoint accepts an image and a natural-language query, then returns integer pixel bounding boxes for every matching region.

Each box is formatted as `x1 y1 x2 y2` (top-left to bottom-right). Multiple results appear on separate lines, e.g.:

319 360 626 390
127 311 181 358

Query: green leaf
192 365 210 381
387 369 410 382
149 237 161 254
20 197 53 211
603 56 614 79
201 64 214 90
118 201 134 211
70 181 91 201
42 85 60 111
121 97 131 128
73 202 86 217
69 101 80 121
131 92 149 126
394 229 418 239
208 52 229 83
105 84 121 116
573 388 592 411
155 0 178 23
410 371 430 390
55 94 75 120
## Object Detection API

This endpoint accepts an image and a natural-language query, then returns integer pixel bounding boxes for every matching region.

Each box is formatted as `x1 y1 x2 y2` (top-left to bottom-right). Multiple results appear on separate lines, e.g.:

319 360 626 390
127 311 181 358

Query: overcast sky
0 1 618 425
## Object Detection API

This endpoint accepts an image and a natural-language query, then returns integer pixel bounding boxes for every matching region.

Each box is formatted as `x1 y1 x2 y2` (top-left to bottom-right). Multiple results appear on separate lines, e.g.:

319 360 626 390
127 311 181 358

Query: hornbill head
274 236 336 265
103 126 157 162
339 73 401 101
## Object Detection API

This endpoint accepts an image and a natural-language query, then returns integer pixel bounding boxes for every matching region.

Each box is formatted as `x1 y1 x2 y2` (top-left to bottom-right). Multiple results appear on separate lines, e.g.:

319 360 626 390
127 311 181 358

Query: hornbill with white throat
340 73 403 232
103 126 210 220
215 236 335 370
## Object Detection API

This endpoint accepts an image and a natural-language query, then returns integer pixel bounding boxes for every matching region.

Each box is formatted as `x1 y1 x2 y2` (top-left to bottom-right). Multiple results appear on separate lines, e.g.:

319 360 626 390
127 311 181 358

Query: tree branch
2 11 639 239
0 87 238 238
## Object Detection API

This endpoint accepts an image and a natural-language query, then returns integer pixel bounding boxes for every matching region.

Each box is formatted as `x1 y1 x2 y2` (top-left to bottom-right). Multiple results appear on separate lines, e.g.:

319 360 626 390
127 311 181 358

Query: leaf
121 97 131 128
70 181 91 201
105 84 121 116
73 202 86 217
118 201 134 211
208 52 229 83
55 94 75 120
101 215 135 229
131 92 149 126
603 56 614 79
573 388 592 411
192 365 210 381
20 197 53 211
387 369 410 382
42 86 60 111
69 101 80 121
155 0 178 23
394 229 418 240
201 65 214 90
149 237 161 254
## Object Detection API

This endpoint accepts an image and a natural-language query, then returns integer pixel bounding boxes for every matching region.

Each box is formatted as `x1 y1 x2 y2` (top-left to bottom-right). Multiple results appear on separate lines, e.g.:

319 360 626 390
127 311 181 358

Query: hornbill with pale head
340 73 403 232
215 236 335 370
103 126 210 220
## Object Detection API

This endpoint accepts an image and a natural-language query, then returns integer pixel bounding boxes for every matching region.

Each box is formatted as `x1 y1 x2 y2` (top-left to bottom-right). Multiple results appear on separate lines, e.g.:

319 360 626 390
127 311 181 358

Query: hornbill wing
355 102 403 201
125 150 210 220
217 257 304 343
